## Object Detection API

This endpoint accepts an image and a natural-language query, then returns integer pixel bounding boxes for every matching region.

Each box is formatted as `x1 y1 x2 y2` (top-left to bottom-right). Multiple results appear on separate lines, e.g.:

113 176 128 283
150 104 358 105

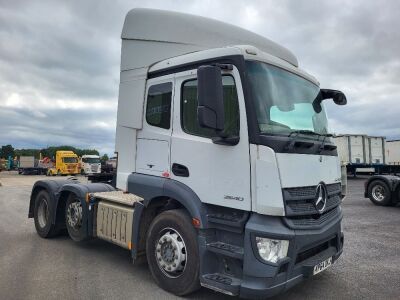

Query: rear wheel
146 209 200 296
65 194 86 241
368 180 392 206
34 190 59 238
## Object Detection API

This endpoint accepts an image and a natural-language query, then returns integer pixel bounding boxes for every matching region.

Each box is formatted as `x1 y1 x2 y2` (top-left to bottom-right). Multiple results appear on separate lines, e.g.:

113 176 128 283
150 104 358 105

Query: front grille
285 207 340 229
282 183 342 229
283 183 341 216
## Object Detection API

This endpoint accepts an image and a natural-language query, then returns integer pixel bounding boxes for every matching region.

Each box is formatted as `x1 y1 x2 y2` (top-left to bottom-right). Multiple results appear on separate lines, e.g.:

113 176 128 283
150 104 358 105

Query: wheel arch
127 173 208 262
28 179 77 219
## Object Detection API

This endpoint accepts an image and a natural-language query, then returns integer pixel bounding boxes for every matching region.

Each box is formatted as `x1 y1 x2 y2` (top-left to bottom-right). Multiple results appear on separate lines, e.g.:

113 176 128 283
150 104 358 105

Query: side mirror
313 89 347 113
197 65 224 132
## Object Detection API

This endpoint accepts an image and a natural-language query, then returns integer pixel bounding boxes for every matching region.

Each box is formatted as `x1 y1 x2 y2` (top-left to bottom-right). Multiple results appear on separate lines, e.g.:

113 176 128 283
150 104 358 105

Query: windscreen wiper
285 130 333 151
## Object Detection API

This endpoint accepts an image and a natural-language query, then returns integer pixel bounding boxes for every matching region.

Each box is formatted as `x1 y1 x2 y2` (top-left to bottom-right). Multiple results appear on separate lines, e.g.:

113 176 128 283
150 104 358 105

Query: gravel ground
0 172 399 300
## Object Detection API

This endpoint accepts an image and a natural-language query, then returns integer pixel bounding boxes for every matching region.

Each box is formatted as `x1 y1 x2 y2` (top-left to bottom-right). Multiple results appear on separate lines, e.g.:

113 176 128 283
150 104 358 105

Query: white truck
80 154 101 174
28 9 347 298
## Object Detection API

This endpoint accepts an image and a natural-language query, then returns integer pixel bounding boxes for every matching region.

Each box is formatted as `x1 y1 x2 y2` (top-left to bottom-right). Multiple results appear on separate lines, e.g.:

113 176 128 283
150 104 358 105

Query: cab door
136 75 174 177
170 67 251 210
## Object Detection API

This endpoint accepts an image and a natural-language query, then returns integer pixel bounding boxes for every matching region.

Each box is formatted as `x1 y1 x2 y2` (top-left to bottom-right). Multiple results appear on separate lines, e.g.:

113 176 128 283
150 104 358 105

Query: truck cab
29 9 346 298
47 150 79 175
80 154 101 175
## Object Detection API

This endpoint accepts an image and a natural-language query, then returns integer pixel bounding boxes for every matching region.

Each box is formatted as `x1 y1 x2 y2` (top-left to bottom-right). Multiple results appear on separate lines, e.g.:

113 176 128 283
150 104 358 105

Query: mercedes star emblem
314 183 327 213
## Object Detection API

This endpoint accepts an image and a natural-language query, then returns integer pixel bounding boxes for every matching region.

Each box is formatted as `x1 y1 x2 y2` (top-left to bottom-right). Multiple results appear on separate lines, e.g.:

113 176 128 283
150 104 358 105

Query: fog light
255 237 289 263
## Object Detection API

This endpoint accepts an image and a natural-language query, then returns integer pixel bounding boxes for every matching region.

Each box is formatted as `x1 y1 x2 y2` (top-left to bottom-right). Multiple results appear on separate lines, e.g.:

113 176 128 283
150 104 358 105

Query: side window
146 82 173 129
181 76 239 138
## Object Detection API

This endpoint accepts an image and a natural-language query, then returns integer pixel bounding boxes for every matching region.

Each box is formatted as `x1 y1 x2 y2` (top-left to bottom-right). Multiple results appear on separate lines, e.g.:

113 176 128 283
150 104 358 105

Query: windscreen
82 158 100 164
63 157 78 164
246 61 329 137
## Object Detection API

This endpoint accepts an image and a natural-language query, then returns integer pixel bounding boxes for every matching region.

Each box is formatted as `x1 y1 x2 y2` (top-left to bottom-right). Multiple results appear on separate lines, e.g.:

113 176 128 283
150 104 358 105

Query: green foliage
1 145 99 159
100 153 109 162
0 145 15 159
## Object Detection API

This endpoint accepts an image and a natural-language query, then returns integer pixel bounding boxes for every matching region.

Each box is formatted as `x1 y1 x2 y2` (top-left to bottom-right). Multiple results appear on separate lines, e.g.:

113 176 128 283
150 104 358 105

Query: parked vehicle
47 151 79 176
28 9 347 298
333 135 400 176
364 175 400 206
17 156 47 175
80 155 101 175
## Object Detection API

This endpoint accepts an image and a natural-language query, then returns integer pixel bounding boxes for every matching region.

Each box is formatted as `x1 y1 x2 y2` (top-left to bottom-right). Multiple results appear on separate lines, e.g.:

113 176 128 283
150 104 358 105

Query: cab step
206 241 244 260
201 273 241 296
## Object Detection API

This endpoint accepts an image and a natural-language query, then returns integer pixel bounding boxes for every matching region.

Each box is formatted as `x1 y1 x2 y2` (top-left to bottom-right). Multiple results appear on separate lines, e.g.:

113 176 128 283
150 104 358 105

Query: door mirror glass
197 65 225 132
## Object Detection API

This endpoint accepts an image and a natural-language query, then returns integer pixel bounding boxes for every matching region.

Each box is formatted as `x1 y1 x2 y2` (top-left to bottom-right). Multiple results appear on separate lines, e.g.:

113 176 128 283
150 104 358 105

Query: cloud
0 0 399 155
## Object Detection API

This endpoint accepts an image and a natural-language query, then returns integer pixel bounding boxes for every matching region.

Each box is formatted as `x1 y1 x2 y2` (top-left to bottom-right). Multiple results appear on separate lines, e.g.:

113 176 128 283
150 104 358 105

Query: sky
0 0 399 155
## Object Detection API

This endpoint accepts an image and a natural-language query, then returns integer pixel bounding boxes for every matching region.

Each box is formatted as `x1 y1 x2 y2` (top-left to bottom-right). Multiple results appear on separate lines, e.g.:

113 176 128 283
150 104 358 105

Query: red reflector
192 218 201 228
162 171 170 178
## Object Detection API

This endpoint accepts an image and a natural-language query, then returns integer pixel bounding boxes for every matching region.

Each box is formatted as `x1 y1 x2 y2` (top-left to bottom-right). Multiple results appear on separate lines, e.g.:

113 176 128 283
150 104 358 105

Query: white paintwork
170 67 251 211
115 68 147 189
135 74 175 178
121 8 298 71
80 155 101 174
115 126 137 190
149 45 318 86
250 145 285 216
386 140 400 165
136 139 170 176
368 136 385 164
276 153 341 188
117 68 147 129
114 8 343 216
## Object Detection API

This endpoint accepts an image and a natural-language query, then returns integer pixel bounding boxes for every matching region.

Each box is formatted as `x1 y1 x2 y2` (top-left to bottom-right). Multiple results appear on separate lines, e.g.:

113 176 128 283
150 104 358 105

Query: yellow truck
47 151 79 176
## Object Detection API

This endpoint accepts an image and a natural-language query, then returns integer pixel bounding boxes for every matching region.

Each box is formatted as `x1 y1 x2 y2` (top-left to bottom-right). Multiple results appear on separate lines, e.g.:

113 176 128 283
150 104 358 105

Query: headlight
255 237 289 263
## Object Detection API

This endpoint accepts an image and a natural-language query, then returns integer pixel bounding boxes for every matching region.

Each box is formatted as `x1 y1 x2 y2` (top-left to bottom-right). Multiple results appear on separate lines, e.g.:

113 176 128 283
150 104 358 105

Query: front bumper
240 210 343 298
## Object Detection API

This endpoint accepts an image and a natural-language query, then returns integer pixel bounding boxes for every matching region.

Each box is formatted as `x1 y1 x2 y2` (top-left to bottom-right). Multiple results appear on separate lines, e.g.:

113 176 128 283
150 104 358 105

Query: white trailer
333 134 369 164
386 140 400 165
28 9 346 298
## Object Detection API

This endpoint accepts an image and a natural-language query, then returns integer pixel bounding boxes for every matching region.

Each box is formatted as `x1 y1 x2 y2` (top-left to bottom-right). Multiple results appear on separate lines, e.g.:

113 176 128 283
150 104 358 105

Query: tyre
34 190 59 238
368 180 392 206
57 169 61 176
65 194 86 241
146 209 200 296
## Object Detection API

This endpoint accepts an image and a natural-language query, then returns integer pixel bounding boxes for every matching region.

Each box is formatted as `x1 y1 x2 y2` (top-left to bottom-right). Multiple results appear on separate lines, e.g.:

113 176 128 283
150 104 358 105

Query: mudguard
29 180 114 238
127 173 208 228
28 179 79 218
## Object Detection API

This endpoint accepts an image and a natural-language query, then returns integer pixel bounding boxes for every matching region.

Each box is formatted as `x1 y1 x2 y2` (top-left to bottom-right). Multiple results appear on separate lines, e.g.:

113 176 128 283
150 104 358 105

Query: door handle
172 163 189 177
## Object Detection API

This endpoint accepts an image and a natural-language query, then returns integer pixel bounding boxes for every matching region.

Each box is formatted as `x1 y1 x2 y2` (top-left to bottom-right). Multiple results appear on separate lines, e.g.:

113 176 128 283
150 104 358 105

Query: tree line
0 144 102 160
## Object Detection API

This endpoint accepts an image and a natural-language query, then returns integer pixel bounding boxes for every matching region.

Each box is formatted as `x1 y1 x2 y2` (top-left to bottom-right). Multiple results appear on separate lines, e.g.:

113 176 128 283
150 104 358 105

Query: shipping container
333 135 369 164
368 136 386 164
386 140 400 165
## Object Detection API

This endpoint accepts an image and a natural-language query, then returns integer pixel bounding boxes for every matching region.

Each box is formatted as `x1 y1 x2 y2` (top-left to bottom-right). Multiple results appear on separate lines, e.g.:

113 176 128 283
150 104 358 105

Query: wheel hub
67 201 82 229
156 230 186 277
372 185 385 201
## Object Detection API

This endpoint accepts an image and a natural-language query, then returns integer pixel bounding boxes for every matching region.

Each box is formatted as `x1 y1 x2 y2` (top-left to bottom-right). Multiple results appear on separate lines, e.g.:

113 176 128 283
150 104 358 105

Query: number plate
313 257 332 275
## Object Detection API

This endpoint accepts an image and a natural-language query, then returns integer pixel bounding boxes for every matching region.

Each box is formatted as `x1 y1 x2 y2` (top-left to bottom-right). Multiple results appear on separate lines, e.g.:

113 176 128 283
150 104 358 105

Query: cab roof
121 8 298 71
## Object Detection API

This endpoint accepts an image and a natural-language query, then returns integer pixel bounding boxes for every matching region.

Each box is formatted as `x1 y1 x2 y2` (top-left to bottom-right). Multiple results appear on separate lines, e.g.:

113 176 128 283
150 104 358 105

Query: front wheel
368 180 392 206
146 209 200 296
